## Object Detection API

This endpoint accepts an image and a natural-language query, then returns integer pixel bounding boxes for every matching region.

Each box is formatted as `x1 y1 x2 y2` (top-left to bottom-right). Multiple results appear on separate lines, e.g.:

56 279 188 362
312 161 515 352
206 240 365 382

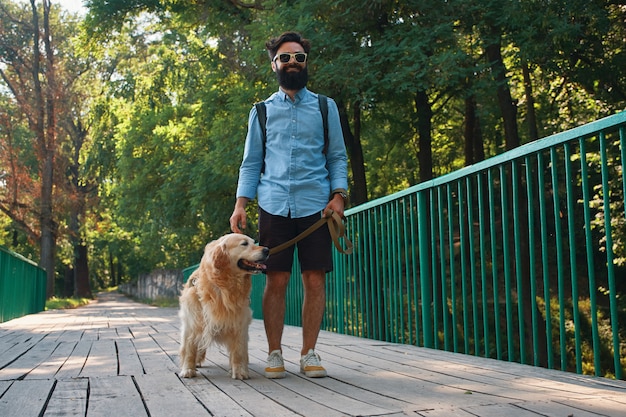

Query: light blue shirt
236 87 348 218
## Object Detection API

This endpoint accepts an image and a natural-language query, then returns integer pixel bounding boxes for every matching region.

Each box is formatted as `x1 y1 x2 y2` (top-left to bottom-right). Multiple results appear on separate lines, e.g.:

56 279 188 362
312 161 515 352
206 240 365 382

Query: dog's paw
180 368 197 378
231 366 249 380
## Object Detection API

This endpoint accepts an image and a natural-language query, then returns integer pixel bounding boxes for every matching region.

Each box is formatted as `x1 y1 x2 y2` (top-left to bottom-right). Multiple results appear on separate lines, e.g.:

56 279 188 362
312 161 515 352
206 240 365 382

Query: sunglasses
274 52 308 64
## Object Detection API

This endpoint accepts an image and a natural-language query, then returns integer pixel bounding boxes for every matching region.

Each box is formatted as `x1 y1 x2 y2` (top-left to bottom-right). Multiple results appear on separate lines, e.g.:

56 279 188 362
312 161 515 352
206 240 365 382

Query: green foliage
2 0 626 297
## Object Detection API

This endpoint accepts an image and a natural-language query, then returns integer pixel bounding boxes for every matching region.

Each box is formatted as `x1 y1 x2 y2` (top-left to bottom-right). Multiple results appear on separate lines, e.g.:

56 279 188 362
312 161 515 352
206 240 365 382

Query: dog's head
205 234 269 275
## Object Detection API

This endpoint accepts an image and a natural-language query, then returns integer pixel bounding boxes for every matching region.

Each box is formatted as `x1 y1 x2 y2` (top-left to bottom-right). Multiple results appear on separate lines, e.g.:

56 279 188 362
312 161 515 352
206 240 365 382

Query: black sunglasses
274 52 308 63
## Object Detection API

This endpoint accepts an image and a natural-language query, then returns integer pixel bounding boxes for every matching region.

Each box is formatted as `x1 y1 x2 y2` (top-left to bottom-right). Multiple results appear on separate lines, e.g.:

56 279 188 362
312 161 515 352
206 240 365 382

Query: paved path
1 292 625 416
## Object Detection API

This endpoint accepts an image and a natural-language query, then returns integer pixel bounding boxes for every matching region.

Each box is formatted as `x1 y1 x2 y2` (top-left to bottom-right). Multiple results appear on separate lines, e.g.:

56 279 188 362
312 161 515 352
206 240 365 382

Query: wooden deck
1 292 625 417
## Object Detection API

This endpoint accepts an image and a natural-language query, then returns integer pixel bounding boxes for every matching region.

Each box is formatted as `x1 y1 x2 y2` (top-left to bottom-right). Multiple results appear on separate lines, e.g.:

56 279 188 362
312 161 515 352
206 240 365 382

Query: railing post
599 132 623 380
418 191 433 348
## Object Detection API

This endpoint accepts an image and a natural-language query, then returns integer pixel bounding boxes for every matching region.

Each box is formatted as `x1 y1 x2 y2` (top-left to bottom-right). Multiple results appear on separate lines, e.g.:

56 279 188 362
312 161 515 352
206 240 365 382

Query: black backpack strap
255 101 267 173
318 94 329 154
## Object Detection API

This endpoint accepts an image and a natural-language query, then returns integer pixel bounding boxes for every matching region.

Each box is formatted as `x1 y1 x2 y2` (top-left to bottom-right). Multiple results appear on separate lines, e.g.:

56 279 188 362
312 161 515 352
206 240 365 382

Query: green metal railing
0 246 46 323
185 112 626 380
284 112 626 380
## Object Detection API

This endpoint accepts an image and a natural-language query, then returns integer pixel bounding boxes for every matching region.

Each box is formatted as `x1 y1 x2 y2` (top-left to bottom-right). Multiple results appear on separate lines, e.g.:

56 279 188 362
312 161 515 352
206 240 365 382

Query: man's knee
302 270 326 292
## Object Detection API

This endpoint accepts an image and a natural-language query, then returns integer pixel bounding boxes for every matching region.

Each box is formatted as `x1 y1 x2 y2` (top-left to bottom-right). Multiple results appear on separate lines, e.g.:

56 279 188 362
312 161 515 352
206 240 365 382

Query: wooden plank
319 343 548 402
282 344 506 411
327 342 613 403
150 331 180 362
514 400 606 417
132 336 178 374
553 397 626 416
54 340 92 379
43 378 88 417
0 337 58 380
115 326 134 339
97 328 119 340
417 408 476 417
206 348 395 417
374 342 626 395
25 341 77 380
79 339 118 377
88 376 148 417
196 367 300 417
0 380 11 396
117 339 145 376
0 379 55 417
180 374 255 417
50 330 85 343
243 369 366 417
133 372 211 416
127 326 155 338
356 344 626 401
0 333 46 368
462 403 545 416
0 331 24 354
247 348 408 416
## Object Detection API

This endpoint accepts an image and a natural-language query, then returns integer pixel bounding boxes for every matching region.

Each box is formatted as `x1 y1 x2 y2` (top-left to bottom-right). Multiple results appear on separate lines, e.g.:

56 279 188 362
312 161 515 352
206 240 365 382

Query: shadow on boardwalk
1 291 625 416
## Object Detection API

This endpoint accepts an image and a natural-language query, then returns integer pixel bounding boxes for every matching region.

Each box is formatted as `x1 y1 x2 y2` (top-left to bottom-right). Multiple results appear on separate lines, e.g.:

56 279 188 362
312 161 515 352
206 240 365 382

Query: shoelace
301 351 322 367
267 351 284 368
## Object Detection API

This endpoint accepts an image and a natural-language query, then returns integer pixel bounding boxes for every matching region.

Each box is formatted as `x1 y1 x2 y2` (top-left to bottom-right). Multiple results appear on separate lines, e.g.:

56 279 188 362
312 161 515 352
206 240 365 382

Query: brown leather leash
268 210 353 256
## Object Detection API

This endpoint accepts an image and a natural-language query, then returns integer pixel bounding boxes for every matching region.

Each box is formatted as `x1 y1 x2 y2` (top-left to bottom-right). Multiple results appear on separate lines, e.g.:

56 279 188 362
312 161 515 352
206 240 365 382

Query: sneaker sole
265 369 286 379
301 368 327 378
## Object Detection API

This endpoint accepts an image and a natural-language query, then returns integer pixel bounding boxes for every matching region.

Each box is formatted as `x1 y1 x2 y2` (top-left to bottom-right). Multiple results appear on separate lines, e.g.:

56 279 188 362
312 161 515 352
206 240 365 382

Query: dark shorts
259 207 333 272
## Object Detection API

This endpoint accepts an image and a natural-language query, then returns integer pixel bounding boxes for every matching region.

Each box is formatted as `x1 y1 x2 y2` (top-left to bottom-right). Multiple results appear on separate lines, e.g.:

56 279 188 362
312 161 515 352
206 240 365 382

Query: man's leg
301 269 326 355
263 270 291 354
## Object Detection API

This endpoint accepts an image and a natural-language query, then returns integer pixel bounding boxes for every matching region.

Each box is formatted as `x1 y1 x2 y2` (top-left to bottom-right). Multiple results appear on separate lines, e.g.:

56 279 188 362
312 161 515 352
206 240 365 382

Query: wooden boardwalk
1 292 625 417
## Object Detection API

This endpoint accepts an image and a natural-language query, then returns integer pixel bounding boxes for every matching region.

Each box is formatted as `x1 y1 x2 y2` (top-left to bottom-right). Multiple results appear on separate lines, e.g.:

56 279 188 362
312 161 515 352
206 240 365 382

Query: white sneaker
265 350 286 379
300 349 327 378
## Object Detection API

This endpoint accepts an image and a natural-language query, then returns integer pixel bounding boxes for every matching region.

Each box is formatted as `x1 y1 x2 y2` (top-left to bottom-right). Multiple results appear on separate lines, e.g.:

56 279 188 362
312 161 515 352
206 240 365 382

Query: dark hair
265 32 311 61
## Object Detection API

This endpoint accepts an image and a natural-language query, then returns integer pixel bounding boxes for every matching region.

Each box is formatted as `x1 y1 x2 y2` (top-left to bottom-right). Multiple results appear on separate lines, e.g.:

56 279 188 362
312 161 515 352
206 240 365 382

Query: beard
276 64 308 90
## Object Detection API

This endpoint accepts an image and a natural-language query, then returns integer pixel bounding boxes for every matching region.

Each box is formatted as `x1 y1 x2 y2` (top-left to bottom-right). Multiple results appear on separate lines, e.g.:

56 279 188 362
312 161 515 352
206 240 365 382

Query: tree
0 1 103 298
0 0 60 297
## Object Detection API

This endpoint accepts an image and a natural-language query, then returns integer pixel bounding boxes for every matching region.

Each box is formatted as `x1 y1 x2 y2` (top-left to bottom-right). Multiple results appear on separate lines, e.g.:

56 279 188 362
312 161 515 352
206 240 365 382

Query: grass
45 296 91 310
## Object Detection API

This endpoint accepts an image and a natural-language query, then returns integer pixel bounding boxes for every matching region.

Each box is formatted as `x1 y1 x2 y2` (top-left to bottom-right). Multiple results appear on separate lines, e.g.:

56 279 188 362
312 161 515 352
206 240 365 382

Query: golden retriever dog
179 234 269 379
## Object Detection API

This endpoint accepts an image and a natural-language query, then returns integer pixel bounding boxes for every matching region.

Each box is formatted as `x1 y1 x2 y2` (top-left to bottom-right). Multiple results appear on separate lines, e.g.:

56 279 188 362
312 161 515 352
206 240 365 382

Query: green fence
185 111 626 380
325 111 626 380
0 246 46 323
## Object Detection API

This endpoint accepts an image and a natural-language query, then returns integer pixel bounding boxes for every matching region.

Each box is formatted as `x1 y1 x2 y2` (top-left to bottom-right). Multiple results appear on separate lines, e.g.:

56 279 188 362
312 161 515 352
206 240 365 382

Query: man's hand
324 193 345 219
230 197 249 233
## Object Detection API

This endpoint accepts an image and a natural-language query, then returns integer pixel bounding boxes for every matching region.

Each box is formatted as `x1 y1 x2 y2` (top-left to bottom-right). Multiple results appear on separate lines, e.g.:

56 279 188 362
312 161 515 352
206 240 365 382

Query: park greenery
0 0 625 302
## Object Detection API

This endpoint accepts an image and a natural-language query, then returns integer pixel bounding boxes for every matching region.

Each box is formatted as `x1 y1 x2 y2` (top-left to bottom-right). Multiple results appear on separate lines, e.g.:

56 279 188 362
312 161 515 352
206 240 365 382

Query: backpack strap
255 94 329 173
318 94 329 154
255 101 267 173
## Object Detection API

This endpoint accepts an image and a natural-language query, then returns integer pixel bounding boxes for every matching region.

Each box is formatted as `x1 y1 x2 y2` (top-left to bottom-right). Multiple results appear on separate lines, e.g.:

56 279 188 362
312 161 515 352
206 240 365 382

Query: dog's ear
211 241 230 270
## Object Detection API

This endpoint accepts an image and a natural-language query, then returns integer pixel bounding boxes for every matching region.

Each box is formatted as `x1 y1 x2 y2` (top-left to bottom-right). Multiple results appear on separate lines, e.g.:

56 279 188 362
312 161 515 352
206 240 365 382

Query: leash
268 210 353 256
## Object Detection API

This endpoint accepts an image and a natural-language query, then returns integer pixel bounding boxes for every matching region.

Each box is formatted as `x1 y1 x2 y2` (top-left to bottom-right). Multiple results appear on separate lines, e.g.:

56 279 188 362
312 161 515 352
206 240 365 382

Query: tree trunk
485 37 520 150
464 94 486 164
522 62 539 142
74 244 92 298
44 0 58 299
339 100 368 205
29 0 57 298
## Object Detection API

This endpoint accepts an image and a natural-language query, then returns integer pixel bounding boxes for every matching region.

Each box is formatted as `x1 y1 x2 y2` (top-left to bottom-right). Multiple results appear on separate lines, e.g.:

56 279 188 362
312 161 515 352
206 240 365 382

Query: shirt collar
277 87 309 102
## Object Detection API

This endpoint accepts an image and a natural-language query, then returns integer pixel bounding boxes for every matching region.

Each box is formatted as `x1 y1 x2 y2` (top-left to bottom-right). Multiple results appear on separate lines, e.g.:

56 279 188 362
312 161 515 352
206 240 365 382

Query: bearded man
230 31 348 379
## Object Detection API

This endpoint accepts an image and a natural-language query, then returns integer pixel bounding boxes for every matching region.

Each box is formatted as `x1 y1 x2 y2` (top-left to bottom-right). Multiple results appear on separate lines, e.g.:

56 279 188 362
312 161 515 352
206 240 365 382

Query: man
229 31 348 379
